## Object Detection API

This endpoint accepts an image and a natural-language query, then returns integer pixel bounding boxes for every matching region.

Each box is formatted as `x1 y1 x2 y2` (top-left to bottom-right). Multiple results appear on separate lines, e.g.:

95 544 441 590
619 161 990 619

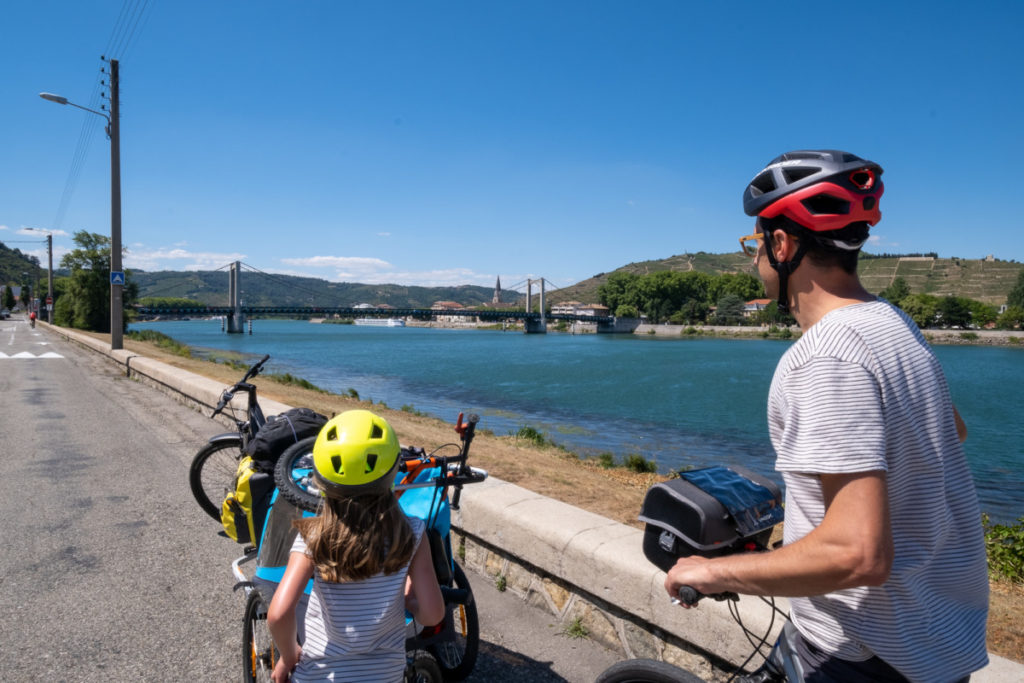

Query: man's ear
771 230 798 262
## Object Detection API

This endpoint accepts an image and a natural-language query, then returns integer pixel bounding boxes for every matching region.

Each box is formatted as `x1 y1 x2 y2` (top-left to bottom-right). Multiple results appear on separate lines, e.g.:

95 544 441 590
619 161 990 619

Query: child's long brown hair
294 490 415 582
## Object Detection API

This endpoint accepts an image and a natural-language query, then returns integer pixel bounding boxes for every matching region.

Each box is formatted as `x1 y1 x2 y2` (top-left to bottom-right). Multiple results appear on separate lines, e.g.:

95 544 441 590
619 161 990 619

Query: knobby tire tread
273 436 322 512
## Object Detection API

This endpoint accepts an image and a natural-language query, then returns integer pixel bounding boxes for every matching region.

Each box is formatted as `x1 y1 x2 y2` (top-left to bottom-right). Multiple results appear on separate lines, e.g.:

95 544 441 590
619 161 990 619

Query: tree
966 300 998 328
1008 269 1024 308
57 230 134 332
996 306 1024 330
937 296 972 328
879 276 911 304
614 304 639 318
597 272 642 314
708 272 763 304
3 285 15 310
900 293 940 329
713 293 746 325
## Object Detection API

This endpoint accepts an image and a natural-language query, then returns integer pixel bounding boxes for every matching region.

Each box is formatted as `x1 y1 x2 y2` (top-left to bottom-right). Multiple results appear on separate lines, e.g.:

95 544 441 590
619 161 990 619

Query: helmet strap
762 234 808 315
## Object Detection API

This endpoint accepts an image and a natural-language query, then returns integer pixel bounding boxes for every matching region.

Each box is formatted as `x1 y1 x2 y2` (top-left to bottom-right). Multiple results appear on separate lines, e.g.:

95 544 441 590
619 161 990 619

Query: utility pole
45 233 53 323
108 58 123 350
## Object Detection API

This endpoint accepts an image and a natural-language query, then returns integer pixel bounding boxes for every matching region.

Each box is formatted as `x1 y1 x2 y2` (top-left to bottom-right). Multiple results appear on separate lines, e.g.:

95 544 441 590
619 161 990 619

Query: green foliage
400 404 426 416
938 296 972 328
269 373 328 393
56 231 134 333
898 293 940 328
982 514 1024 583
1008 269 1024 308
495 574 507 592
596 452 616 468
879 276 911 303
125 329 192 357
713 293 746 326
959 332 979 341
514 425 548 447
136 296 201 309
614 303 639 318
3 285 15 310
562 617 589 639
623 453 658 473
967 300 998 328
345 388 360 399
997 305 1024 330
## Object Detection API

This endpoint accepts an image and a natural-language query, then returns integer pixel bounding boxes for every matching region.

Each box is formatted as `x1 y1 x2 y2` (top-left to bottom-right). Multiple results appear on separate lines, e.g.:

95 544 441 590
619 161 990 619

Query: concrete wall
45 322 1022 682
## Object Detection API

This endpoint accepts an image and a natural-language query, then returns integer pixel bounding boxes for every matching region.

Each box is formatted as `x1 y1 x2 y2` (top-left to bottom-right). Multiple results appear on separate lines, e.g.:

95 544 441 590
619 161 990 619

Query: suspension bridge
135 261 633 334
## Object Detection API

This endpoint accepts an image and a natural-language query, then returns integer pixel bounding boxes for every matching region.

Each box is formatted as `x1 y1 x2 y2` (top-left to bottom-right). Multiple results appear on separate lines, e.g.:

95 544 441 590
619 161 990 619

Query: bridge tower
524 278 547 334
226 261 246 333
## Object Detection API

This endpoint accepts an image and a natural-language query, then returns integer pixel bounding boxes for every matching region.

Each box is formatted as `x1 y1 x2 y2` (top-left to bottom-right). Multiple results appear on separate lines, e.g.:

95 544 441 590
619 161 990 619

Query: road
0 318 622 682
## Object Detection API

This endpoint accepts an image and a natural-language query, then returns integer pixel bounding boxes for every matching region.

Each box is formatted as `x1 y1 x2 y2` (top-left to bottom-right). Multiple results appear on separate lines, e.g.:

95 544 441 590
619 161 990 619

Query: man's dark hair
760 215 868 275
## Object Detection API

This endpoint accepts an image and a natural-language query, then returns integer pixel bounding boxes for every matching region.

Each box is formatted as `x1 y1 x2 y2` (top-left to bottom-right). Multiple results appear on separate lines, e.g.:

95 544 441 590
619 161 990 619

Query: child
267 410 444 682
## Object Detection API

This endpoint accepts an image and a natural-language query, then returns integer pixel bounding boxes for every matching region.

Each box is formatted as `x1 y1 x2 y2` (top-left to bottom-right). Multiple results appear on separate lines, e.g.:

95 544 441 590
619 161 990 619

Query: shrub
126 330 192 358
595 452 616 469
959 332 979 341
514 425 548 447
983 514 1024 583
270 373 327 393
624 453 658 473
345 388 359 399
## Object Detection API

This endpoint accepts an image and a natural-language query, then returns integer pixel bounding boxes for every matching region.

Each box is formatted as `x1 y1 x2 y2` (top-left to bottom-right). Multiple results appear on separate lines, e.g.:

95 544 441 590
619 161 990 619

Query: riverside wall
44 322 1023 681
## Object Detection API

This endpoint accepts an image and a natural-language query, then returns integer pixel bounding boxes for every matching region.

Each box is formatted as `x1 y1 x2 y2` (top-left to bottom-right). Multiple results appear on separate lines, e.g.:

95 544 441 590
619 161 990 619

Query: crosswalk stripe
0 351 65 359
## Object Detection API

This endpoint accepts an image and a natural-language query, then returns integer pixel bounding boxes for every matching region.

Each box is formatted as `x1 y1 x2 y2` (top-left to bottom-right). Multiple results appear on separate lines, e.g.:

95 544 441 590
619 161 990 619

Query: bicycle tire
243 590 278 683
428 562 479 682
595 658 704 683
273 436 322 512
406 651 444 683
189 437 244 521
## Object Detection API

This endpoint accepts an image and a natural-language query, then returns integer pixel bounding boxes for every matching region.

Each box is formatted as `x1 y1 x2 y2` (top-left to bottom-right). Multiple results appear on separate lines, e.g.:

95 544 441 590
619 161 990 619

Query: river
132 319 1023 523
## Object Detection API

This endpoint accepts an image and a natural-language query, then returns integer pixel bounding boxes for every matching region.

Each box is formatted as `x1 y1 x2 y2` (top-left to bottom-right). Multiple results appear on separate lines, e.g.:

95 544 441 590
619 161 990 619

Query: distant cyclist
665 150 988 682
267 410 444 683
28 311 36 328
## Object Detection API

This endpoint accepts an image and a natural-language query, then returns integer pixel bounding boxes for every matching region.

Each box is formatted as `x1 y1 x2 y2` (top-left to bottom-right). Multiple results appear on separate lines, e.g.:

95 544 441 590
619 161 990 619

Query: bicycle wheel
428 562 479 682
596 658 704 683
274 436 322 512
406 651 444 683
189 437 244 520
243 590 278 683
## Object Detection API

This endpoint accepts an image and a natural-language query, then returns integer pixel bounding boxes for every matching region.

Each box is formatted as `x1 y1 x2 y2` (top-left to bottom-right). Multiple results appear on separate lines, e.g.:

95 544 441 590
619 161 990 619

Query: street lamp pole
26 228 54 324
39 57 123 350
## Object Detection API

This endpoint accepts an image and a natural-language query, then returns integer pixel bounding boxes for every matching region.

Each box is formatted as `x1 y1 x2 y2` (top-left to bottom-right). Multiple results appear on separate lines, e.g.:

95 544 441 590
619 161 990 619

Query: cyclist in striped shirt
665 151 988 682
268 410 444 682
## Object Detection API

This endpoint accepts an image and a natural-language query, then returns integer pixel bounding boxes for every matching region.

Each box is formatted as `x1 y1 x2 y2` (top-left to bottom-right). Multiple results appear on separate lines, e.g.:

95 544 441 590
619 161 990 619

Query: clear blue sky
3 1 1022 293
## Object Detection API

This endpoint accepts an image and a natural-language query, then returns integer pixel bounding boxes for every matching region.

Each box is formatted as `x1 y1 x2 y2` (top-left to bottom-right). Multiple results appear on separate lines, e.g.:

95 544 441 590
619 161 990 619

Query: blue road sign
110 271 125 285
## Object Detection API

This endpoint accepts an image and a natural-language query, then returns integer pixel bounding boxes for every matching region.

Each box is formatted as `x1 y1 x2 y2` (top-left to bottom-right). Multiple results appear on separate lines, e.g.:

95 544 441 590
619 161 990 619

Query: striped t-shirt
767 300 988 683
290 516 424 683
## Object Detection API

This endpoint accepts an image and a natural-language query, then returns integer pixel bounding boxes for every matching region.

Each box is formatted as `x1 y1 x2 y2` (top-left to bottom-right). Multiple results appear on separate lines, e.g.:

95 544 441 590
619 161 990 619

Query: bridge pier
226 261 246 333
525 278 547 334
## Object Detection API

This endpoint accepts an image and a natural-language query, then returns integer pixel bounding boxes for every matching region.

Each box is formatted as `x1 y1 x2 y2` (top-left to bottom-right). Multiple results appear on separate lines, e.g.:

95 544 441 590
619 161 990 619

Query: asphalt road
0 319 623 682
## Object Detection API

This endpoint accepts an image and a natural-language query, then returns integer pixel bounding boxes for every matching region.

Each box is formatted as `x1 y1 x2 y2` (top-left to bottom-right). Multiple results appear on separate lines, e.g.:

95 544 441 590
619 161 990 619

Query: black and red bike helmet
742 150 884 312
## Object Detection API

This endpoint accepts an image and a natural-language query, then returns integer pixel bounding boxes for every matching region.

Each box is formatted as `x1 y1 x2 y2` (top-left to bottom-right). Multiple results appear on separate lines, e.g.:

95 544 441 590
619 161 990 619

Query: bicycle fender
208 432 243 445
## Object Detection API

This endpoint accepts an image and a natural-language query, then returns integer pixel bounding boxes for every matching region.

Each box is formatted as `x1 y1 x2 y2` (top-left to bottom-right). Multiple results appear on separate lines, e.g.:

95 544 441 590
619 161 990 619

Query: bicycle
234 411 489 682
188 354 270 520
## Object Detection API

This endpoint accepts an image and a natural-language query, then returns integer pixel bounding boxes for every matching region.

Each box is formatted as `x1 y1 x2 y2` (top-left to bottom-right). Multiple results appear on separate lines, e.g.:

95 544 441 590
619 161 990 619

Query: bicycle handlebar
676 586 739 607
242 354 270 382
211 355 270 419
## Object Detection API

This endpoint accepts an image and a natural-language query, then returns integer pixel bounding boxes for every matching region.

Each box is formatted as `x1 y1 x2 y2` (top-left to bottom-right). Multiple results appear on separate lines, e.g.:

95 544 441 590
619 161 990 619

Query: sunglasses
738 232 764 257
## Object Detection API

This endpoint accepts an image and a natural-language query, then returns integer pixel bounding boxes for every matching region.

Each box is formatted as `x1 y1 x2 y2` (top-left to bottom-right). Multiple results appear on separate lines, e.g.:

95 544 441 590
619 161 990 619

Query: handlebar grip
466 413 479 426
677 586 701 606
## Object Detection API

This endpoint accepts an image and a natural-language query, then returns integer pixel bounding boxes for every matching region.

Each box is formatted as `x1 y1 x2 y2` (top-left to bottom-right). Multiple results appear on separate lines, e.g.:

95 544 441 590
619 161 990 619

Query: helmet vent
326 426 338 441
370 424 384 440
841 153 862 163
801 194 850 216
782 166 819 184
748 171 776 197
863 197 876 211
331 454 344 474
784 152 824 161
365 453 378 473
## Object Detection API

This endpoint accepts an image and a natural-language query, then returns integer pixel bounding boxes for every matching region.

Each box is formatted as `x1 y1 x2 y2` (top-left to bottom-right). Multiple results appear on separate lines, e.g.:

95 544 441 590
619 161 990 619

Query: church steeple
493 276 501 305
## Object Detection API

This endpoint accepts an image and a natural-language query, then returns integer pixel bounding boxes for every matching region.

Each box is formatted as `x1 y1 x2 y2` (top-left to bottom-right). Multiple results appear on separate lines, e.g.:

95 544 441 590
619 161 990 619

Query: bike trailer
638 465 783 571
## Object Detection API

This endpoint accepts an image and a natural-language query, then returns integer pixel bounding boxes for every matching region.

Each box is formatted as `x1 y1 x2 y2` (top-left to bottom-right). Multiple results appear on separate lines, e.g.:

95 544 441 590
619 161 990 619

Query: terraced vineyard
551 252 1022 307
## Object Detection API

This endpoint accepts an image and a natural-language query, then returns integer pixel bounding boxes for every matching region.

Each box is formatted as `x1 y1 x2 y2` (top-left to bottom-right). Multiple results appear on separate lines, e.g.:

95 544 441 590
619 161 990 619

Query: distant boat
354 317 406 327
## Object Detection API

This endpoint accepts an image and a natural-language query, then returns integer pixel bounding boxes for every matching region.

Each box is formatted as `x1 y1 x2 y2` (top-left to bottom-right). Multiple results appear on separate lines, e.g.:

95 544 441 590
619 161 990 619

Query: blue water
133 320 1023 523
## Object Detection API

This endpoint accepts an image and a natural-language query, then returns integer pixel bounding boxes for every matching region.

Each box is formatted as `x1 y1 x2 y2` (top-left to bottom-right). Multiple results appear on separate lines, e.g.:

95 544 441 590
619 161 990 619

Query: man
665 150 988 682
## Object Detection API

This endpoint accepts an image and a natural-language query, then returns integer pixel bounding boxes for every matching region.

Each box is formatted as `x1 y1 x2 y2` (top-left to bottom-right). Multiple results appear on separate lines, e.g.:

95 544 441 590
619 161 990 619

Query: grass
125 330 192 357
562 617 589 639
268 372 328 393
495 574 507 592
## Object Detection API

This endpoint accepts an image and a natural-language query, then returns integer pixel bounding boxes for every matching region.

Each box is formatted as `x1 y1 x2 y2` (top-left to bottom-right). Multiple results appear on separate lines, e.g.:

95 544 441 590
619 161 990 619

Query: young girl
267 410 444 682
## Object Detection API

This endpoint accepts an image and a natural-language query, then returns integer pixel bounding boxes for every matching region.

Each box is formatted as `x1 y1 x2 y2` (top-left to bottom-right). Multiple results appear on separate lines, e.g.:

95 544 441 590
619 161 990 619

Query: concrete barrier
45 322 1023 681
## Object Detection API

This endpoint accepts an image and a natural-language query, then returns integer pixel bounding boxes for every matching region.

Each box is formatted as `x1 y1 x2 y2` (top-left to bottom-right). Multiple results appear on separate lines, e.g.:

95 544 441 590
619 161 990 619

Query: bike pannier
221 455 275 545
638 465 783 571
245 407 328 470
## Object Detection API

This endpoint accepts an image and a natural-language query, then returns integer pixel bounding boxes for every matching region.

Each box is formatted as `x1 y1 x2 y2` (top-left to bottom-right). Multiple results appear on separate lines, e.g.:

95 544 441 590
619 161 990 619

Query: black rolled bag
245 407 328 471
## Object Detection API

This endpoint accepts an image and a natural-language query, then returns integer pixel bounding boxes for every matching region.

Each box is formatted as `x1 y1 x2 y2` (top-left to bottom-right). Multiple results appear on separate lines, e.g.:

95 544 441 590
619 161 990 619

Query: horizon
3 2 1022 291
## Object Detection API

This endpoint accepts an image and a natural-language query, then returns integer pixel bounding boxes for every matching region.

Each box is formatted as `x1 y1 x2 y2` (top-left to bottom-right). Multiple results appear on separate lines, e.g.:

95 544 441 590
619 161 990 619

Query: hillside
548 252 1023 306
132 270 517 309
0 241 45 286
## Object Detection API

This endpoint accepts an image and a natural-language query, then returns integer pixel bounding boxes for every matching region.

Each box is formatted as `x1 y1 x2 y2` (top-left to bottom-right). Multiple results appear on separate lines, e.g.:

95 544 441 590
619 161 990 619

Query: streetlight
25 228 54 324
39 58 123 350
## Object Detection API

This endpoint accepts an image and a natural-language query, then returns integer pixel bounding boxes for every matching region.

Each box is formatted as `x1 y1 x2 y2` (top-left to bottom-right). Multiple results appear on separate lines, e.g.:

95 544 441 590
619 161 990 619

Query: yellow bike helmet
312 410 400 497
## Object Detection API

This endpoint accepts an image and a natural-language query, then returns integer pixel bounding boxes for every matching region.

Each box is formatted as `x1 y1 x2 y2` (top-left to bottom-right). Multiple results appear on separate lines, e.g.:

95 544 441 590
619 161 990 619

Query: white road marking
0 351 65 359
